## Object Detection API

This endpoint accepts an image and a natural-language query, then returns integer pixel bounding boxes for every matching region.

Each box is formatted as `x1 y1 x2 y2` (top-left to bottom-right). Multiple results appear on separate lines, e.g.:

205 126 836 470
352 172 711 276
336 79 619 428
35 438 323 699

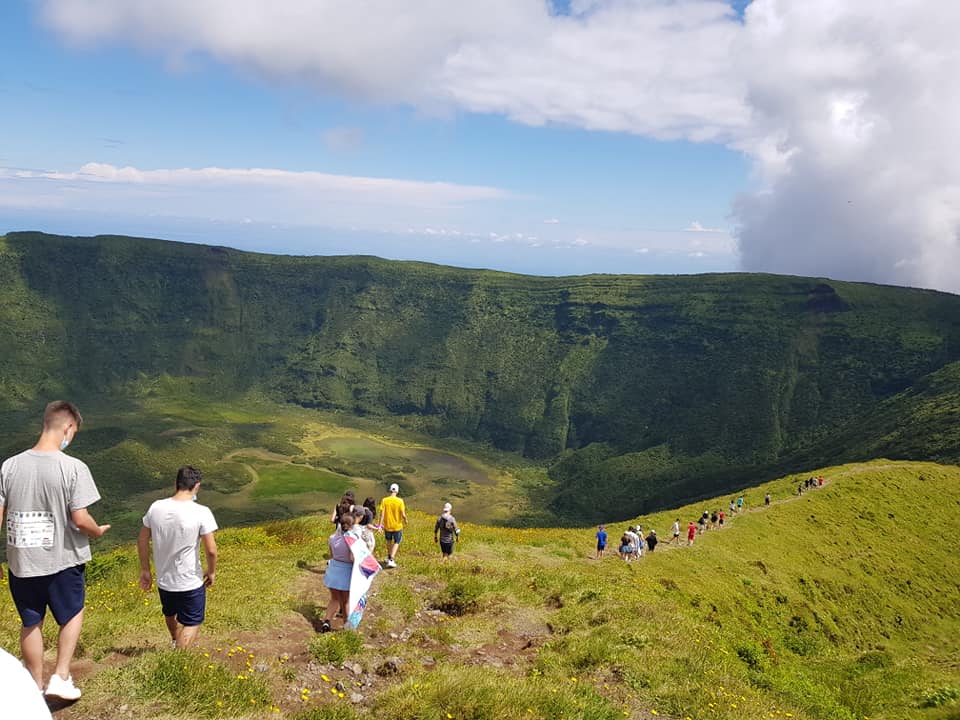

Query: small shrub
920 686 960 708
430 577 484 616
309 631 363 665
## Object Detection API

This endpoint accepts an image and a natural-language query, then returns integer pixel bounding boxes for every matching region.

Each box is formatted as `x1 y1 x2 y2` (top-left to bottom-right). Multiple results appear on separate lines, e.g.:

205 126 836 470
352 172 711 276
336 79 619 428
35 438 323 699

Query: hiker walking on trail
765 493 771 506
595 525 607 559
321 513 358 631
645 529 658 552
138 466 218 650
354 498 377 553
736 496 744 513
628 526 643 559
687 521 697 546
0 401 110 700
671 518 681 545
718 509 725 528
729 499 736 514
377 483 407 568
434 503 460 561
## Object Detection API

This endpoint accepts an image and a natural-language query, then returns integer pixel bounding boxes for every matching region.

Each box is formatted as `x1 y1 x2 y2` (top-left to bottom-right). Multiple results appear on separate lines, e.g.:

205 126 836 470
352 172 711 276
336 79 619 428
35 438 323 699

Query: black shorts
158 585 207 626
8 564 86 627
439 540 454 556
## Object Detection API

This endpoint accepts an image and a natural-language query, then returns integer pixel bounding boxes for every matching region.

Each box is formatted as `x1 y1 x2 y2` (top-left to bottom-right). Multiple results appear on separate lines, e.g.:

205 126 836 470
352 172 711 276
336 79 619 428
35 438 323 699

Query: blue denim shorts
384 530 403 544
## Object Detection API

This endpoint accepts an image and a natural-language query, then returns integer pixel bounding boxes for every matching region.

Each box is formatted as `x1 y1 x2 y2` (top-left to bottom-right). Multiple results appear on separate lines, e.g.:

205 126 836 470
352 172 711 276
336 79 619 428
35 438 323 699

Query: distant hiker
138 466 218 650
698 512 709 535
331 491 356 528
0 401 110 700
434 503 460 561
627 526 642 558
645 529 658 552
671 518 681 545
797 483 803 496
765 493 771 506
687 521 697 546
817 476 824 487
718 510 725 528
356 497 377 553
729 499 736 514
710 510 718 529
618 532 633 561
321 513 358 631
377 483 407 568
595 525 607 559
736 496 744 513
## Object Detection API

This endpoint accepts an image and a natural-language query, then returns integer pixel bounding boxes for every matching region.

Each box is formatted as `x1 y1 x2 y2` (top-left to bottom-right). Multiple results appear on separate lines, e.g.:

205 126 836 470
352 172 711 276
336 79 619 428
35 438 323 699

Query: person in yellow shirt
377 483 407 568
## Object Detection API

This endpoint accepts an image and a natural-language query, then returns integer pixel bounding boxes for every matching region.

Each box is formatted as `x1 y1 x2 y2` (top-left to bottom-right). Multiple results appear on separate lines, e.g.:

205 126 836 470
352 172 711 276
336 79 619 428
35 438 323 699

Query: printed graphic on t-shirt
7 511 55 548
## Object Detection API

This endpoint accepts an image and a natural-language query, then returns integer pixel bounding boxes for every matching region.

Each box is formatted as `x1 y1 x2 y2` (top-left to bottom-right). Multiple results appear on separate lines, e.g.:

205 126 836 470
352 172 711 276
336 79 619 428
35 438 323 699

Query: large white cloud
36 0 960 292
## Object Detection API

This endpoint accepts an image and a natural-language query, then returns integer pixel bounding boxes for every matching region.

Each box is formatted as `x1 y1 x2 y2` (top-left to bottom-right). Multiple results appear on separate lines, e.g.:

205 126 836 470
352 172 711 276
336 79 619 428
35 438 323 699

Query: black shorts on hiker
159 585 206 626
439 541 454 556
9 564 86 627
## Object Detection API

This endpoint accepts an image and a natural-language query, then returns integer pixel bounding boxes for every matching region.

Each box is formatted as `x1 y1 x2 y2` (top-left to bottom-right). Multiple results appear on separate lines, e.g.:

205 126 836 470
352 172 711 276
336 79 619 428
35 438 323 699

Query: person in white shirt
137 466 218 649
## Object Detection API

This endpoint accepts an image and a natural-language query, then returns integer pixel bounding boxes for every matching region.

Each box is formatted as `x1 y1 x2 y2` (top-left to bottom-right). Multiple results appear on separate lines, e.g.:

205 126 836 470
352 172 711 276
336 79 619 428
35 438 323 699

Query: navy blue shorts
439 540 454 556
8 564 86 627
384 530 403 544
158 586 206 626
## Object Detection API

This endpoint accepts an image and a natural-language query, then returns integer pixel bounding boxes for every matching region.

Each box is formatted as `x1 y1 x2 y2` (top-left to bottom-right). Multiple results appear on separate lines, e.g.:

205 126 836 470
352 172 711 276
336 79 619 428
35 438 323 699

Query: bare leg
177 625 201 649
165 615 179 644
21 623 45 689
336 590 349 626
324 592 340 624
53 609 84 680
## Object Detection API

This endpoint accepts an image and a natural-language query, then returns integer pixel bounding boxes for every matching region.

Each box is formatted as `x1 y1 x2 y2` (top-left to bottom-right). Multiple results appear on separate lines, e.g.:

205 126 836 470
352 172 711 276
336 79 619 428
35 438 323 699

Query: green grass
251 463 351 499
0 459 958 720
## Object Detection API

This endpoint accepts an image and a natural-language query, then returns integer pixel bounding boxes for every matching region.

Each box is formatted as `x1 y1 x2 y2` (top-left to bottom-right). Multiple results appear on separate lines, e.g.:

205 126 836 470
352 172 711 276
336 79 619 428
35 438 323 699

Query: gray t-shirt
0 450 101 578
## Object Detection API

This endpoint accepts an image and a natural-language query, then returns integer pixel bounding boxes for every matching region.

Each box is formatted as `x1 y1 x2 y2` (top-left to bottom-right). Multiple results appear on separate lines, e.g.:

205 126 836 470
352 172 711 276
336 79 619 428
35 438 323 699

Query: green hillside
2 231 960 520
1 460 956 720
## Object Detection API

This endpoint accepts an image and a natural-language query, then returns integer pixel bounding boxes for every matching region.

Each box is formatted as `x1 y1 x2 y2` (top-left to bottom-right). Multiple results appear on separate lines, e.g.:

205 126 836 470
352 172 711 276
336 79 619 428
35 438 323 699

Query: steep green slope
1 461 956 720
2 231 960 519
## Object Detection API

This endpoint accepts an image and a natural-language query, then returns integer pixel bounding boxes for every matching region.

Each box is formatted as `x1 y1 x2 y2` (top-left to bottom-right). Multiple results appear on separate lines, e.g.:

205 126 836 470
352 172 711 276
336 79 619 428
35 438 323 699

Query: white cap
443 503 452 512
389 483 400 493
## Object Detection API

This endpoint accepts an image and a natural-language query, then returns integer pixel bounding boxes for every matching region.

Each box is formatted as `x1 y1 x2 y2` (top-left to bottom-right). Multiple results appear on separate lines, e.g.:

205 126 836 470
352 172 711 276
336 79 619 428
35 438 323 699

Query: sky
1 1 958 291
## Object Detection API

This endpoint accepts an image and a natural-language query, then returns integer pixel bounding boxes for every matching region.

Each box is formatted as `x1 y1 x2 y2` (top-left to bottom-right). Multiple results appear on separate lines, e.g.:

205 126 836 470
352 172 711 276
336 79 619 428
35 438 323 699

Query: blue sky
2 1 958 289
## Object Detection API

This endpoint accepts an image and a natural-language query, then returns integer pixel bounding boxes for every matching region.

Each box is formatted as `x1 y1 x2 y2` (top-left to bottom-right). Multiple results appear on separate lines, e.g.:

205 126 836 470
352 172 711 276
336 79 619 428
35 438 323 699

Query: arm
71 506 111 539
137 527 153 590
202 532 218 587
0 505 4 580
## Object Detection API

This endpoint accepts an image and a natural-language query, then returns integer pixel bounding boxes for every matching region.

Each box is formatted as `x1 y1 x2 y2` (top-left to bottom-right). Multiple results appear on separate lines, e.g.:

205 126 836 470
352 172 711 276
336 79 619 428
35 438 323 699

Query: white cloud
0 162 507 230
39 0 748 142
685 221 723 232
35 0 960 291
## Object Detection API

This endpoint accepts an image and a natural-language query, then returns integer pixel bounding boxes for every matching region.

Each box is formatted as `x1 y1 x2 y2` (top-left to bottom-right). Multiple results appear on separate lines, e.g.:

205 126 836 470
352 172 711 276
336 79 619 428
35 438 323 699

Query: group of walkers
0 401 219 715
0 400 468 713
321 480 462 631
594 491 779 559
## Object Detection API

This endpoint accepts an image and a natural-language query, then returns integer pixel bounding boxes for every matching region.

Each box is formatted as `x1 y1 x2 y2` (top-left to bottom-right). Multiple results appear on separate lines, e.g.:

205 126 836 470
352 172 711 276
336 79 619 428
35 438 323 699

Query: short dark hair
175 466 203 491
43 400 83 430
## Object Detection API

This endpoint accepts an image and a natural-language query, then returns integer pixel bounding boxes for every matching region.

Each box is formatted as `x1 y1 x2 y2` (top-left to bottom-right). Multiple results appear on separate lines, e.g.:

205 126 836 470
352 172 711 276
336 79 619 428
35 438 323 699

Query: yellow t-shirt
380 495 406 532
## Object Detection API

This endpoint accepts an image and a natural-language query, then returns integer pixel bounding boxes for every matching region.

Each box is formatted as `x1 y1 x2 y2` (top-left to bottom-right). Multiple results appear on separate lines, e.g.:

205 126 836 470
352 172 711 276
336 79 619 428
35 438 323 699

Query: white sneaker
386 559 397 568
46 673 82 700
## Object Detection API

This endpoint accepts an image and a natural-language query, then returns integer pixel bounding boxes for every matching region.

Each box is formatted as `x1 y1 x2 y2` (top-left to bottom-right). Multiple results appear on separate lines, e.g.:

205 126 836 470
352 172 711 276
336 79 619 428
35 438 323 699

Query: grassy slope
3 232 960 520
1 460 956 720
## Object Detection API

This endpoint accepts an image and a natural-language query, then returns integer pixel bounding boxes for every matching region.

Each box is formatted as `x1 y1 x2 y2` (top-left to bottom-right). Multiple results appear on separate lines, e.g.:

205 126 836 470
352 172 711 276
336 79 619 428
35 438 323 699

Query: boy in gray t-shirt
0 401 109 701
